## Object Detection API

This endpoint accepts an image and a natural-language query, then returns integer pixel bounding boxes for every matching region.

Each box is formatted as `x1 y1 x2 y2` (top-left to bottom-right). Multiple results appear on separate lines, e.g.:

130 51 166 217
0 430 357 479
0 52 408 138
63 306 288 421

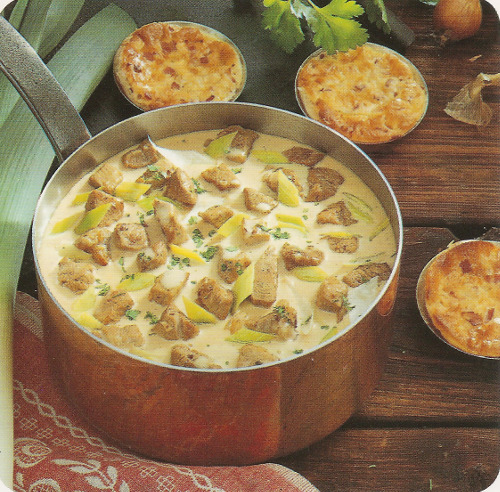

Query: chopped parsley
192 178 206 194
200 245 218 261
125 309 140 321
145 311 159 325
191 228 204 247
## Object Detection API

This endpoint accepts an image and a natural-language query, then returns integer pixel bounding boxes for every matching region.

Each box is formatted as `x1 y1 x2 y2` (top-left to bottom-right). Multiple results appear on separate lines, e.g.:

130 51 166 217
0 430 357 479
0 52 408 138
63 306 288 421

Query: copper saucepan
0 17 403 465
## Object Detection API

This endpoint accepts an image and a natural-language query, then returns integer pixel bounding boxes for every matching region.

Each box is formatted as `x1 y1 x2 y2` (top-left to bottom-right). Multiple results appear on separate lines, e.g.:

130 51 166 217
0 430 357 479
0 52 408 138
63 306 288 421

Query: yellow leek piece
369 218 390 241
71 191 91 205
71 286 97 312
58 244 92 261
117 272 155 291
204 131 237 158
183 296 217 323
169 244 205 264
292 266 329 282
232 262 254 311
72 312 103 330
277 221 307 234
252 149 289 164
74 202 111 234
114 181 151 201
217 212 250 238
275 213 306 228
128 347 161 362
320 231 354 239
137 195 155 212
226 327 275 343
51 211 83 234
320 325 339 344
277 169 300 207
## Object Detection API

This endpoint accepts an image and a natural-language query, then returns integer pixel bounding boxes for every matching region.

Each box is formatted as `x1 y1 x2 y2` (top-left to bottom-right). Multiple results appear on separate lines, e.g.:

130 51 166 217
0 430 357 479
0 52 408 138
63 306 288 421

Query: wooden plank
277 427 500 492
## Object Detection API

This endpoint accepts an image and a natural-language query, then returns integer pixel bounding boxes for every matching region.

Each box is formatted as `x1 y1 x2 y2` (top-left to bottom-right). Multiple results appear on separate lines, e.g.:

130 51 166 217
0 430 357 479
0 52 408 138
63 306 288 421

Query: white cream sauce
39 129 396 368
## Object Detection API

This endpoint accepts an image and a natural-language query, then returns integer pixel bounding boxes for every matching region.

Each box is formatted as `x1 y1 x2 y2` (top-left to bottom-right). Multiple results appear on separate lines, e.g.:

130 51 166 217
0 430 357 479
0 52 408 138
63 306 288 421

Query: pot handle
0 16 91 163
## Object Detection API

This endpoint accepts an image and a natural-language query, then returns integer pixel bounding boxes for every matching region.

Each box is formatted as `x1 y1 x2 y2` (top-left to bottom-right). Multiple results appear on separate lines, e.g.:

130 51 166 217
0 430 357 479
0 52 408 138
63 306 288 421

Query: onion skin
433 0 483 42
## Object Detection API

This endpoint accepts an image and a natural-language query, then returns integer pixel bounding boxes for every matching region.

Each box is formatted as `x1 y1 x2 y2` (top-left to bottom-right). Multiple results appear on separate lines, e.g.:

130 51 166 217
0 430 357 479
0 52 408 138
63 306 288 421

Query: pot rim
32 100 403 373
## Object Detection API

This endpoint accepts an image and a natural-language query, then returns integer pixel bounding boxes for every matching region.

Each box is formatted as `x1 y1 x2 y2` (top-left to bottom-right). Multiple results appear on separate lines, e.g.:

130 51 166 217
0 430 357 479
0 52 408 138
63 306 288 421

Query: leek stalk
0 3 136 486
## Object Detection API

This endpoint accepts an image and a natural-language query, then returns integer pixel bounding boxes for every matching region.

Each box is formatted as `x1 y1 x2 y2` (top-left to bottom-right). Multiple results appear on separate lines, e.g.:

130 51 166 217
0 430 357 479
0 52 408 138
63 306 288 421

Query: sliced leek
183 296 217 323
117 273 156 292
226 327 275 343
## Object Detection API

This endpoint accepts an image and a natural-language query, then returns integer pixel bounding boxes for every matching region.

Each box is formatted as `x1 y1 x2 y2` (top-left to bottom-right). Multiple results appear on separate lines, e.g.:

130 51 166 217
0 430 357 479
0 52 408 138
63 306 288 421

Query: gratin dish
295 43 428 144
416 239 500 359
113 21 247 111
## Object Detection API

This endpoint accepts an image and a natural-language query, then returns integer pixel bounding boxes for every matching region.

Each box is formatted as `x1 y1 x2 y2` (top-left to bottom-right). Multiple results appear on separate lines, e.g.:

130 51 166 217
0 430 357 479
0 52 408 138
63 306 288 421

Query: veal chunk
282 146 325 167
280 242 324 271
148 271 189 306
99 324 144 348
343 262 392 287
163 168 197 206
170 344 221 369
153 199 188 245
201 163 240 190
198 205 234 228
243 188 278 214
113 223 148 251
85 189 124 227
241 218 270 245
212 125 259 163
75 227 112 266
251 300 297 340
325 235 359 254
236 344 278 368
251 247 278 307
137 241 168 271
197 277 234 320
152 305 199 341
88 162 123 194
136 162 174 192
306 167 344 202
316 275 349 322
219 253 251 283
121 138 160 169
94 290 134 325
317 200 357 226
57 257 94 294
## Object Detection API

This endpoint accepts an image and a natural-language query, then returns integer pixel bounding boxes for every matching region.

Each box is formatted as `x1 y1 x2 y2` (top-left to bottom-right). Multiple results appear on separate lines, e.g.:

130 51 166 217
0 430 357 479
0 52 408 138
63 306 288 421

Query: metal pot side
33 102 402 465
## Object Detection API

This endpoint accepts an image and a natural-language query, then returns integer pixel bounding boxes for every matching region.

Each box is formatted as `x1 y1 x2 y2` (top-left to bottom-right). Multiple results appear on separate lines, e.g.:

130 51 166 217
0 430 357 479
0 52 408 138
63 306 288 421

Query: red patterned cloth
11 292 319 492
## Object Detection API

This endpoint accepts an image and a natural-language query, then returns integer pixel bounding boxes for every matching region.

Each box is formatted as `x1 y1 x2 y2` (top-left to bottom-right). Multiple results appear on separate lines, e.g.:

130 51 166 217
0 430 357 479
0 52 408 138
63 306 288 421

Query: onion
433 0 483 42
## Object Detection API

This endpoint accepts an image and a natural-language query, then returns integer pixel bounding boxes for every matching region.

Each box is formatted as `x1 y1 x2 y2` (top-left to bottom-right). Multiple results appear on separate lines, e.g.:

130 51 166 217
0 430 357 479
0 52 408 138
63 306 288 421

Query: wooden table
17 0 500 490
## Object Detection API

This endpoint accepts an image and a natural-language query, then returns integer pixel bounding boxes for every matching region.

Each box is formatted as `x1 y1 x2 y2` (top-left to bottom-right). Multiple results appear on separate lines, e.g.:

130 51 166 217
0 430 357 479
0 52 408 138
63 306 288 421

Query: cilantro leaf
262 0 305 54
362 0 391 34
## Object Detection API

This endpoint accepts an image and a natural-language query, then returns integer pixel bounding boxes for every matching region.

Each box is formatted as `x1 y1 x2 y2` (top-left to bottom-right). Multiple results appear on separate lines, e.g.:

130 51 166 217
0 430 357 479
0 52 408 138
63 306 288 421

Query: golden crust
113 22 245 111
296 44 428 144
423 240 500 357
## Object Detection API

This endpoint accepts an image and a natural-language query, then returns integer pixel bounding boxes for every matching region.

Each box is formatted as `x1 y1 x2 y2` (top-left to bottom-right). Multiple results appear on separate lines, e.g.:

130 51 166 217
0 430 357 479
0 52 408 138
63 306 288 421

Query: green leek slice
369 218 390 241
114 182 151 201
216 212 249 237
72 312 103 330
71 191 91 205
252 149 289 164
226 327 275 343
51 211 82 233
117 273 155 291
74 203 111 234
232 262 254 310
204 131 237 159
277 169 300 207
292 266 328 282
58 244 91 261
71 286 97 312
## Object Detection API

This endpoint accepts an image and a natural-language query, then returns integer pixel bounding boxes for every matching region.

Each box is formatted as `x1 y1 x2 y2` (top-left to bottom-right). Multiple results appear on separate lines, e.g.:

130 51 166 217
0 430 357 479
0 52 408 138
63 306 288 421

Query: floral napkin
11 291 319 492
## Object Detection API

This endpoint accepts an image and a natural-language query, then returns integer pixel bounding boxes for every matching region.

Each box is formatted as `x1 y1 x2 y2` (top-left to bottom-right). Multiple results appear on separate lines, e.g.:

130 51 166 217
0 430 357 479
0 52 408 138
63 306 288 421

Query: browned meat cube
99 324 144 348
251 247 277 307
198 205 234 228
113 223 148 251
241 219 270 245
170 344 221 369
163 168 197 206
243 188 278 214
282 146 325 167
236 344 278 367
148 271 189 306
121 138 160 169
136 162 174 192
316 275 349 322
153 199 188 245
219 253 251 284
250 300 297 340
212 125 259 163
88 162 123 194
280 242 324 271
85 189 124 226
137 241 168 271
224 312 249 334
94 289 134 325
262 167 303 194
201 163 240 190
343 262 392 287
325 235 359 253
306 167 344 202
197 277 234 320
75 227 112 266
57 257 94 294
151 305 199 340
317 201 358 226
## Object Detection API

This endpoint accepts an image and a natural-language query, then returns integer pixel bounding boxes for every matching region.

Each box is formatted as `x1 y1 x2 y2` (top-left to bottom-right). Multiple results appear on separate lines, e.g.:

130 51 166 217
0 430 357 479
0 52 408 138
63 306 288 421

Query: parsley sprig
261 0 390 54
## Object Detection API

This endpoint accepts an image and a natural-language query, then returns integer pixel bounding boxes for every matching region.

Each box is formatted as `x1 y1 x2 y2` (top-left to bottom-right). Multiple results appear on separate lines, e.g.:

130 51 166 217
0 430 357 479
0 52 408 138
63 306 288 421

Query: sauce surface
39 128 396 368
